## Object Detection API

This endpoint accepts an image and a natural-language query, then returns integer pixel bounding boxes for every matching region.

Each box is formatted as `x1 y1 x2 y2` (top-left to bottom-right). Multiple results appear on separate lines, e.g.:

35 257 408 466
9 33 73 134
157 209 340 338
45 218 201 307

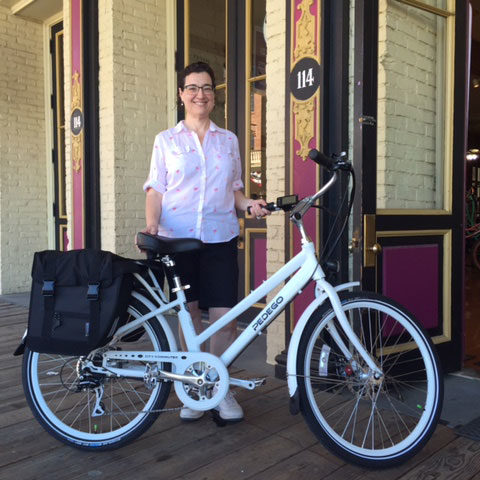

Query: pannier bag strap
41 252 57 338
86 252 105 340
87 283 100 300
42 280 55 296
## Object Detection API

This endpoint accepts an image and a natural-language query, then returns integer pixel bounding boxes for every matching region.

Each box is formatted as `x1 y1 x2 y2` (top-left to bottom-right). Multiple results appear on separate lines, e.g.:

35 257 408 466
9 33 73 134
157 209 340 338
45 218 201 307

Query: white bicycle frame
107 171 383 404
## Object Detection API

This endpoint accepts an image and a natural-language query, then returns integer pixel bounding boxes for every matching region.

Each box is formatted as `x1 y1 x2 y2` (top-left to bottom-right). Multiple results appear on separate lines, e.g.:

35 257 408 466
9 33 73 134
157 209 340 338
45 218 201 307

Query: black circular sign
289 57 321 101
70 108 84 136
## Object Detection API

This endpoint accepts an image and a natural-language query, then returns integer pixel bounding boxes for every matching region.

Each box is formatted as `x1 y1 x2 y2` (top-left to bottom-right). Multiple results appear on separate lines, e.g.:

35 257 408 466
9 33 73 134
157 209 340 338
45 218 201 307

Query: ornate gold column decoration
292 98 315 160
71 70 83 172
294 0 316 61
292 0 319 161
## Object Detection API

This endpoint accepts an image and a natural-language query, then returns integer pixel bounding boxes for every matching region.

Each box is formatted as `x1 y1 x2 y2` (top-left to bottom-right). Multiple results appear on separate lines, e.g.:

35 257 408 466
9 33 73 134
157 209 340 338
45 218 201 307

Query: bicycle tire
473 240 480 271
296 292 443 468
22 298 172 451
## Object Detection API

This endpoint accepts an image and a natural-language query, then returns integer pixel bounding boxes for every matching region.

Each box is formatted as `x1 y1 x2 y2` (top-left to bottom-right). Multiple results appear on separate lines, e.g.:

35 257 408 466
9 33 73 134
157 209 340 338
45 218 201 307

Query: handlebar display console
276 194 298 210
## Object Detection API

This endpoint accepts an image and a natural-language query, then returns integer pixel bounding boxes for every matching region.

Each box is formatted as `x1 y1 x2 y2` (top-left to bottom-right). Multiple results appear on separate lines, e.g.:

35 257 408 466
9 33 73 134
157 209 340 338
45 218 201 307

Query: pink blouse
143 121 244 243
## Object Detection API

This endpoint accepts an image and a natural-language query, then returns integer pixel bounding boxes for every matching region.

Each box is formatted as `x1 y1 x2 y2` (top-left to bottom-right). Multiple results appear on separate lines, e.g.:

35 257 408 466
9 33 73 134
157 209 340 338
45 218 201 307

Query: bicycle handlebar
246 150 351 219
308 149 336 170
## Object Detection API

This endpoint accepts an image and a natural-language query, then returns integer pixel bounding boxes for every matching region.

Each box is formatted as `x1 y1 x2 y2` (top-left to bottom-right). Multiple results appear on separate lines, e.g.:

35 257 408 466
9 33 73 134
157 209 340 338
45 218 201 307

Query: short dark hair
178 62 216 90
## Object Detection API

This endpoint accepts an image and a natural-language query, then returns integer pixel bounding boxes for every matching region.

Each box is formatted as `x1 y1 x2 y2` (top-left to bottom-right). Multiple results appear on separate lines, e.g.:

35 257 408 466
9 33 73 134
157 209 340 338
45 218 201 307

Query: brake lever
333 161 353 172
289 197 313 220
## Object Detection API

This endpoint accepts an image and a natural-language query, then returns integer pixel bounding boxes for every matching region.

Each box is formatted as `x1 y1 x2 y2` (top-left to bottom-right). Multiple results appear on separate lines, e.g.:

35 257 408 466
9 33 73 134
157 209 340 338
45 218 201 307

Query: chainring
173 352 229 411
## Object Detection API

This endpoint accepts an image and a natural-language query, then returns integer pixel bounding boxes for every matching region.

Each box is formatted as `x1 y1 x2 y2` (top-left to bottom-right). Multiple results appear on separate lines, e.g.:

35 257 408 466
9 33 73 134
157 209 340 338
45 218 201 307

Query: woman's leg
208 307 243 421
178 300 206 420
178 300 204 351
208 307 236 356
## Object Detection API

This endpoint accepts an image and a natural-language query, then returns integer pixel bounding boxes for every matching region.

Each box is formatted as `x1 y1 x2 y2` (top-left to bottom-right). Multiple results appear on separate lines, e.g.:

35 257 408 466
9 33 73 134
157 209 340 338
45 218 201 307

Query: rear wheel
297 292 443 468
22 298 172 450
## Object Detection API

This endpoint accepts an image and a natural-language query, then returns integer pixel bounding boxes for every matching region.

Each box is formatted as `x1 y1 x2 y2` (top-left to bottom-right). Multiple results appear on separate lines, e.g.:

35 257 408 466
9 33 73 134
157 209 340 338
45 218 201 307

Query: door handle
363 214 380 267
367 243 382 254
348 237 359 253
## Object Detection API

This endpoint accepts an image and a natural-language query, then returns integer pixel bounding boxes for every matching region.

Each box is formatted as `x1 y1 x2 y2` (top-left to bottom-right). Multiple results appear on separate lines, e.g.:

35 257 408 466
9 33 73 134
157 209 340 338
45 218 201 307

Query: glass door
51 22 68 251
353 0 468 372
183 0 268 318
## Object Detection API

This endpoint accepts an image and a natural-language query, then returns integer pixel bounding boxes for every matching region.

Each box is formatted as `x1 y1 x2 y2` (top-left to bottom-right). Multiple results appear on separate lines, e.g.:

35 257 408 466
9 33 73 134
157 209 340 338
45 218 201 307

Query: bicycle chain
93 390 240 416
94 406 183 416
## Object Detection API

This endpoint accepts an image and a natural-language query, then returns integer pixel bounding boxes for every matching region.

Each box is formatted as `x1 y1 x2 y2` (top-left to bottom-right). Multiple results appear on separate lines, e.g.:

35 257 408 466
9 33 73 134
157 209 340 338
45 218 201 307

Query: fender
130 290 178 352
286 281 359 406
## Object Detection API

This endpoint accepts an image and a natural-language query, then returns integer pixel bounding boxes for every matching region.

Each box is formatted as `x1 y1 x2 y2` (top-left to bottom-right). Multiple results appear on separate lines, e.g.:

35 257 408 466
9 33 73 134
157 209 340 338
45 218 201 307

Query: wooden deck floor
1 301 480 480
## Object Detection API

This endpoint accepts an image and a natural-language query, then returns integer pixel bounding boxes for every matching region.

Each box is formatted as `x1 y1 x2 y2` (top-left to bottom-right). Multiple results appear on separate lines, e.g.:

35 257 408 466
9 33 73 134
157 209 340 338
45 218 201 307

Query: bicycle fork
316 277 383 380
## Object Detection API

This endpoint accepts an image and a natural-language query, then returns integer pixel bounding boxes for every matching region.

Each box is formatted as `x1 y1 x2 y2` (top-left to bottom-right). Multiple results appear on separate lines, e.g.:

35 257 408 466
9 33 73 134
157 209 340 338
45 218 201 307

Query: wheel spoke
300 294 441 466
23 303 172 449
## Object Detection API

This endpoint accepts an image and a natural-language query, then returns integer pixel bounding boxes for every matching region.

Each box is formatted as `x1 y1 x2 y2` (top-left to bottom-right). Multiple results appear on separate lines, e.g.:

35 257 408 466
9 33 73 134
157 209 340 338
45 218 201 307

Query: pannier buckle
87 283 100 301
42 280 55 296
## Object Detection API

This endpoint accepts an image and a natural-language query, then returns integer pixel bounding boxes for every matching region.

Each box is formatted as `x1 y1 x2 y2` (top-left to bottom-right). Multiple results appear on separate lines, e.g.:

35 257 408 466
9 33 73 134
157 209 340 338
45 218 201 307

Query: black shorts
168 237 239 310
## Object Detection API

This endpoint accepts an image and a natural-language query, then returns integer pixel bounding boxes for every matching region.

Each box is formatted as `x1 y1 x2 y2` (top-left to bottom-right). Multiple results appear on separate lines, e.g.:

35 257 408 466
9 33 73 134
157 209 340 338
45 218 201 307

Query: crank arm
230 377 267 390
158 370 214 387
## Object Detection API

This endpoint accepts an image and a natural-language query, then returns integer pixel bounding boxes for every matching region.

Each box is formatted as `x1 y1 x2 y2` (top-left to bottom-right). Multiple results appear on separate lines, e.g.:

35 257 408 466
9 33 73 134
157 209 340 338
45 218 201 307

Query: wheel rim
303 299 439 459
27 307 165 444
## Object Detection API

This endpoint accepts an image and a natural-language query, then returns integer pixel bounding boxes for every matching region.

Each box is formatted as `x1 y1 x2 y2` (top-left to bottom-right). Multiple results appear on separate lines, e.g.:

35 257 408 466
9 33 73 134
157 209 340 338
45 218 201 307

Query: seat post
161 255 190 294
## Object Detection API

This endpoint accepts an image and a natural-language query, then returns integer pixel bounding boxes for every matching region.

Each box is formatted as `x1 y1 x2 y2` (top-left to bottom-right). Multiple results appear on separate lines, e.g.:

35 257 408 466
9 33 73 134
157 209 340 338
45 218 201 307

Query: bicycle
20 150 443 468
466 188 480 270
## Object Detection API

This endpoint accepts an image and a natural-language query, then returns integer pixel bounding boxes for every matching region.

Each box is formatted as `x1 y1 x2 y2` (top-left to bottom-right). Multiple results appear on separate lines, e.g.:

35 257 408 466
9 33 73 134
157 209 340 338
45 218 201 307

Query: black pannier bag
26 249 142 356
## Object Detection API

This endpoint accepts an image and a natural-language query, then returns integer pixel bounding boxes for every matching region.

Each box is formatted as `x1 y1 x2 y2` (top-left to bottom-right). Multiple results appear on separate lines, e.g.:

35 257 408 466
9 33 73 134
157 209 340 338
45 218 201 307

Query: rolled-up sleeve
143 136 167 193
231 136 244 191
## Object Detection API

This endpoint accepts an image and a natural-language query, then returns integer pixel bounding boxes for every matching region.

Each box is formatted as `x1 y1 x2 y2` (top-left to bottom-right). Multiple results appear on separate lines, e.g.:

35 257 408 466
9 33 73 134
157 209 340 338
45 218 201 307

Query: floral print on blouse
143 121 244 243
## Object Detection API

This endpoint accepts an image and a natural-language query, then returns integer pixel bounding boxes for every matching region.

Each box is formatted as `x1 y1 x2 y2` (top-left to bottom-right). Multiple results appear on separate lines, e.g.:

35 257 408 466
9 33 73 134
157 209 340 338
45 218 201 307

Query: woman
143 61 269 422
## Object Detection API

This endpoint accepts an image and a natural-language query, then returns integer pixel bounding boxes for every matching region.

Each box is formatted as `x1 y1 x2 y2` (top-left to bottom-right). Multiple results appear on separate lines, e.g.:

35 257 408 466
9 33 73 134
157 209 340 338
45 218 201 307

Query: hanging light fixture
466 149 480 161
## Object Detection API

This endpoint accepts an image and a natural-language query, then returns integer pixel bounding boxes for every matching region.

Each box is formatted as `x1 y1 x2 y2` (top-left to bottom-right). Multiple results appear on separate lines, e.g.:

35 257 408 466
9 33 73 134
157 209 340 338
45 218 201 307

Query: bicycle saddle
136 232 203 255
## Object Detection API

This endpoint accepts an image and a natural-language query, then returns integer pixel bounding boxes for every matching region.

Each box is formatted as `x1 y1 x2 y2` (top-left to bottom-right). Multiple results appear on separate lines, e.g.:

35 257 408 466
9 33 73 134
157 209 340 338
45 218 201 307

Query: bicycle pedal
252 377 267 387
230 377 267 390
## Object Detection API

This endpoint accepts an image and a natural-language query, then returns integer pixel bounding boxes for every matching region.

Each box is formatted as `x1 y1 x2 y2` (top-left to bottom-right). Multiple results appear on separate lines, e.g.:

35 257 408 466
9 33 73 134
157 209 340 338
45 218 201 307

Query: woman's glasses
183 84 214 95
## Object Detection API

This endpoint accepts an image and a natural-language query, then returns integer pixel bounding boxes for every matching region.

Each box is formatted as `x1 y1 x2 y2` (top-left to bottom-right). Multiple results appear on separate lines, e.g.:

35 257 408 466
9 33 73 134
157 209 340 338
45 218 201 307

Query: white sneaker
179 406 204 421
215 390 244 422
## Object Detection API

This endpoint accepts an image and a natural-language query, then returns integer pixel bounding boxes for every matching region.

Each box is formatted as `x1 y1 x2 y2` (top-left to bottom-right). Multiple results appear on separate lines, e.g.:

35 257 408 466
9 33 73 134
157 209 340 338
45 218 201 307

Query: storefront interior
464 0 480 375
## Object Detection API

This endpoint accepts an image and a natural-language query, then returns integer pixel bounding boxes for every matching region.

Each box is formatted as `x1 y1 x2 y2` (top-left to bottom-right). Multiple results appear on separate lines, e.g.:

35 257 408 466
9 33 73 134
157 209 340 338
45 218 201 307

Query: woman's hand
137 188 163 251
144 224 159 235
247 198 271 218
234 191 271 218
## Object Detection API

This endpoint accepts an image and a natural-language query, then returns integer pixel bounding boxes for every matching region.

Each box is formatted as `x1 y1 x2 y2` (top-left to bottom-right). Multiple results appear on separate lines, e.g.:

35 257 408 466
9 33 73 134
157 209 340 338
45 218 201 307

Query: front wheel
297 292 443 468
22 298 172 451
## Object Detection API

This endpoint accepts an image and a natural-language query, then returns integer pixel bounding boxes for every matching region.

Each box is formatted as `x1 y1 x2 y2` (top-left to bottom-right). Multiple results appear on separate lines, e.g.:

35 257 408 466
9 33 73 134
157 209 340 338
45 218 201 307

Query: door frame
49 20 67 251
44 14 64 250
82 0 101 249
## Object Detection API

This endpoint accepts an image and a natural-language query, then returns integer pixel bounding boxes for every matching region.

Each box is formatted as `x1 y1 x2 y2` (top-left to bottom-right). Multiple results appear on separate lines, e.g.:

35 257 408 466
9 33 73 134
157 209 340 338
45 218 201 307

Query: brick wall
96 0 169 255
377 0 446 209
265 0 287 364
0 7 48 294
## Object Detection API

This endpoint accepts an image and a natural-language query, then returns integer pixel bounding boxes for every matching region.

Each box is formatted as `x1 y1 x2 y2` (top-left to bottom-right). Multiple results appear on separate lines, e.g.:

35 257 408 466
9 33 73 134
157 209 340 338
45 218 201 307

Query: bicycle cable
319 168 355 265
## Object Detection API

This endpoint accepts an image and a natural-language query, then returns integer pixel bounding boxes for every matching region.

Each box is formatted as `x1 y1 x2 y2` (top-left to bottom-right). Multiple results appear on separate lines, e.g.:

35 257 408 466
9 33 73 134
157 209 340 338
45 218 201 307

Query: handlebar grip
247 202 276 215
308 149 335 171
